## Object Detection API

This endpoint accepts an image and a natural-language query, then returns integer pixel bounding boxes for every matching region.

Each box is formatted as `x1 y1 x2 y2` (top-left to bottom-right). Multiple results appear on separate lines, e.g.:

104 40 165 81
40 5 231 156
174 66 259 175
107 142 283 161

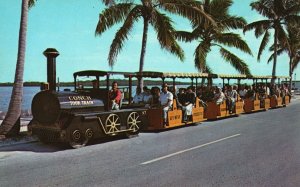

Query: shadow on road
0 135 129 153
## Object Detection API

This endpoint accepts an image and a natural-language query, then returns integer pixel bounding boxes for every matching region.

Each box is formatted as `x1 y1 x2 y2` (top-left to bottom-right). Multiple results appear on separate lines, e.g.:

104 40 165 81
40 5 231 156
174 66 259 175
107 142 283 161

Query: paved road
1 100 300 187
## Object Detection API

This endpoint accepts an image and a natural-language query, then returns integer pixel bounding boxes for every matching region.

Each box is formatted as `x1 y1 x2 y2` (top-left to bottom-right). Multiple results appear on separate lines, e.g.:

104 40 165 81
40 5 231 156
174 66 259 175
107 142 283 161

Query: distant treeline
0 79 190 87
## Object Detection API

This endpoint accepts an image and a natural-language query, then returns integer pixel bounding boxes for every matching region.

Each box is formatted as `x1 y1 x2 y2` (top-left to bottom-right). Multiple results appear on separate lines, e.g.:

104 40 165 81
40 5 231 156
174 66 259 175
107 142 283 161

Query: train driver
160 83 173 126
109 81 122 110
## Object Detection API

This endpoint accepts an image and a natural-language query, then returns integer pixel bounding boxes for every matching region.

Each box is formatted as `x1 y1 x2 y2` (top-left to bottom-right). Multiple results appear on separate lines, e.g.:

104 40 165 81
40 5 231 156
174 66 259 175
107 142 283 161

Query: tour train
29 70 290 148
29 49 291 148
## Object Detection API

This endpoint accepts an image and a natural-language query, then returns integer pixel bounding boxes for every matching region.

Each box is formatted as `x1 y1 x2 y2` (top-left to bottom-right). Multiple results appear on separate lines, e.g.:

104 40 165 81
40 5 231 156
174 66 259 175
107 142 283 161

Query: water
0 85 190 114
0 86 137 113
0 86 74 113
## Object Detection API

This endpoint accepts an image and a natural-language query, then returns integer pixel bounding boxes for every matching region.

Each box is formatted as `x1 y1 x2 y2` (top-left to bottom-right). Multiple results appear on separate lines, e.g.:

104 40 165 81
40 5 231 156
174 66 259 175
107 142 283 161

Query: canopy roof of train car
73 70 290 80
73 70 132 78
127 71 211 78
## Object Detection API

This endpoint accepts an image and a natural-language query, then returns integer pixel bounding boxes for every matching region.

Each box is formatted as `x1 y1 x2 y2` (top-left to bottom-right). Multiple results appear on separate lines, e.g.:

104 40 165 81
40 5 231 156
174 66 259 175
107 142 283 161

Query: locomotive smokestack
43 48 59 91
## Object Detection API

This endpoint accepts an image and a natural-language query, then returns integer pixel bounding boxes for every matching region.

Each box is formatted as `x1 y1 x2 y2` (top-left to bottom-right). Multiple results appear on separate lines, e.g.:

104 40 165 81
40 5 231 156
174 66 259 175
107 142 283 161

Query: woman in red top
109 81 122 110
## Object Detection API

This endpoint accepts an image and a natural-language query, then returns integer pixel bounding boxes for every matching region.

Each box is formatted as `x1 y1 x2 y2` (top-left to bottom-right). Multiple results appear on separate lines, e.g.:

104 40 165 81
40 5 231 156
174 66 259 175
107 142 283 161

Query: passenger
214 87 225 105
78 84 84 89
245 85 255 100
133 86 143 104
265 84 270 96
109 81 122 110
258 84 266 107
182 86 196 122
160 83 173 126
202 86 215 103
275 85 281 97
177 88 186 109
196 87 203 98
284 84 291 102
280 84 286 104
142 86 152 104
238 85 247 100
150 87 160 107
226 85 238 114
196 87 207 108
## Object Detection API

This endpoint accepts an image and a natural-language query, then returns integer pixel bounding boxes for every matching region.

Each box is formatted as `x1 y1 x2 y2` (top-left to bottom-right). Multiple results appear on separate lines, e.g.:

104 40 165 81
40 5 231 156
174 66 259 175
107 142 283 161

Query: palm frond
285 2 300 15
107 6 140 66
285 15 300 25
159 0 216 27
209 0 232 19
250 1 274 19
28 0 36 8
257 30 270 61
243 20 271 36
219 47 251 75
174 31 198 42
214 32 252 55
95 3 133 36
292 56 300 72
101 0 115 6
221 16 247 30
151 9 184 61
194 41 211 72
267 48 285 64
277 25 290 53
274 0 285 17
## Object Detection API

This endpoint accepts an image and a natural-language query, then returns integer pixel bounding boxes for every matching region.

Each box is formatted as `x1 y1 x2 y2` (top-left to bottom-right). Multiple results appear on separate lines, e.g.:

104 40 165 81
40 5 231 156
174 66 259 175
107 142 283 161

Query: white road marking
140 134 241 165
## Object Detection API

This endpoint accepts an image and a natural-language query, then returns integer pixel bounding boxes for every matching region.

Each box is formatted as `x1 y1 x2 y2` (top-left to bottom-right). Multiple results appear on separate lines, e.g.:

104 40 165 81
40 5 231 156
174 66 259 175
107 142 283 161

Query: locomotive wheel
69 130 88 149
105 114 121 135
125 112 141 137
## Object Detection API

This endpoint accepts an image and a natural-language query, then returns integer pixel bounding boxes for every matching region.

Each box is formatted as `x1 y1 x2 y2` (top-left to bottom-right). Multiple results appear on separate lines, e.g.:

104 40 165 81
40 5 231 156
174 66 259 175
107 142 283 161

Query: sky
0 0 299 83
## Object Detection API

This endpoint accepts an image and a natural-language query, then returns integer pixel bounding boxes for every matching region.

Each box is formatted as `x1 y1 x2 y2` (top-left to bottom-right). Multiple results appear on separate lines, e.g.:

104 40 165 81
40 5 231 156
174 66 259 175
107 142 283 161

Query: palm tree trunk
271 28 278 84
138 18 149 89
0 0 28 136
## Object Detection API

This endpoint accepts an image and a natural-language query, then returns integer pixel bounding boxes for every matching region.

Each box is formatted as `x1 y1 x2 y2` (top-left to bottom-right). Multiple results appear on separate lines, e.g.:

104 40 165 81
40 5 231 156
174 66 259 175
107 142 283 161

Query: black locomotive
29 49 147 148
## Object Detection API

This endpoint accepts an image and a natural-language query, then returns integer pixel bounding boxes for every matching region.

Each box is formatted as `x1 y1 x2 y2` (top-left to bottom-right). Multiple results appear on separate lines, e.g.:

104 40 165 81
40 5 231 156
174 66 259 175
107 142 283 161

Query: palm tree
0 0 35 137
175 0 252 75
96 0 214 87
244 0 300 84
267 22 300 90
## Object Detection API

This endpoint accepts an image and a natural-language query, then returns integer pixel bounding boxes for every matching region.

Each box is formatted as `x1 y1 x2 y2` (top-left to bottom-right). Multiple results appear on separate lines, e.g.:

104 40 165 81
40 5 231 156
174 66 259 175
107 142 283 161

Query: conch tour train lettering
68 96 94 106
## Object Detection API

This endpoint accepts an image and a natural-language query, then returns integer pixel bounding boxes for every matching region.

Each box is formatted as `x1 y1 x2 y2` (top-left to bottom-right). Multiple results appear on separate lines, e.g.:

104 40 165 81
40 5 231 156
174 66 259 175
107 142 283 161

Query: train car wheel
105 114 121 135
126 112 141 137
69 130 88 149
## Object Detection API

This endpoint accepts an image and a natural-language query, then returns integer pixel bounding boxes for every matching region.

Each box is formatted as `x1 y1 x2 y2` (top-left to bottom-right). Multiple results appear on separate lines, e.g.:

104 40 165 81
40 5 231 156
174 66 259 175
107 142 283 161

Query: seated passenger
238 85 247 100
202 86 215 103
177 88 186 108
214 87 225 105
182 86 196 122
133 86 144 104
226 85 238 114
150 87 160 107
142 86 152 104
160 83 173 126
109 81 122 110
245 85 256 100
258 84 266 107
